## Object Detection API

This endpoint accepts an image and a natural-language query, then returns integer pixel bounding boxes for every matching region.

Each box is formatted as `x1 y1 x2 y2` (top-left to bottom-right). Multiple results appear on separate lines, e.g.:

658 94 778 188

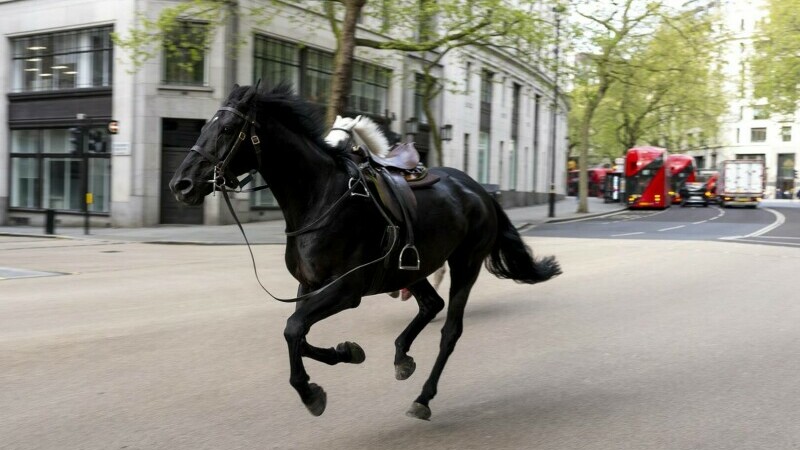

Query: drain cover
0 267 67 280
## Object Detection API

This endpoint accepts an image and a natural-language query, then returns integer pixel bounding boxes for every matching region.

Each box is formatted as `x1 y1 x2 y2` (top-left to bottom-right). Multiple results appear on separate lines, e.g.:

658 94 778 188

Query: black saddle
348 143 441 270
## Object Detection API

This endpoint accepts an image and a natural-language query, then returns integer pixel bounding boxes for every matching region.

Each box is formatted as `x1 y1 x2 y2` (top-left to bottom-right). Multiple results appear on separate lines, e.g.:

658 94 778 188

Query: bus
624 146 671 209
667 154 697 203
567 167 612 197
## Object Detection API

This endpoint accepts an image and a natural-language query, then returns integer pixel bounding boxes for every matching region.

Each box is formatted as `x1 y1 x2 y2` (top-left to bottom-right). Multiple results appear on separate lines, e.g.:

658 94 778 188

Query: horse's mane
241 83 346 157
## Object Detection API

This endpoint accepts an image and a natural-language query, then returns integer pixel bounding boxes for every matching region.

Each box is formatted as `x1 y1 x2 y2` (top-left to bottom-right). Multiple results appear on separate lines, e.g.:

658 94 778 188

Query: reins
194 106 400 303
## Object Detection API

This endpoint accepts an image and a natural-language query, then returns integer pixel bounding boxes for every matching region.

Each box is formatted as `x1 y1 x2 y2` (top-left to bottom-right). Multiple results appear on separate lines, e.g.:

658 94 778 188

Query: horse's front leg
284 284 362 416
394 279 445 381
293 286 366 365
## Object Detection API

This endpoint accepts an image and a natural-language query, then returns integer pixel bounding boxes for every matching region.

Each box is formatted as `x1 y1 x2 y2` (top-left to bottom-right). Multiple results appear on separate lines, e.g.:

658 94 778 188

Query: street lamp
548 5 564 218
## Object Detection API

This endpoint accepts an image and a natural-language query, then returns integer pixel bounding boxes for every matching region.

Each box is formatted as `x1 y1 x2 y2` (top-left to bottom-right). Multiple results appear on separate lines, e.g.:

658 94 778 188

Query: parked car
679 181 710 207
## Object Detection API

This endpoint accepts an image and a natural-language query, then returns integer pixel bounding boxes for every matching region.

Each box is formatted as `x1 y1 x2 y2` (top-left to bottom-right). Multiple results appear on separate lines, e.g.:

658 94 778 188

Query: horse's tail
485 198 562 284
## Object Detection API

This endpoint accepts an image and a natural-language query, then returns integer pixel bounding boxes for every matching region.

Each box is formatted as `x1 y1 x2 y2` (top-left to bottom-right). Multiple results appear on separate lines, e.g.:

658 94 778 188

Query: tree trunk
325 0 366 126
421 73 442 166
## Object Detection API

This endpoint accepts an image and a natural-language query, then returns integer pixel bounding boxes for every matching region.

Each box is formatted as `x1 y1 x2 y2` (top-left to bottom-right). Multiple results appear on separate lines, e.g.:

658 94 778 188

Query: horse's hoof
303 383 327 416
395 355 416 380
337 341 365 364
405 401 431 421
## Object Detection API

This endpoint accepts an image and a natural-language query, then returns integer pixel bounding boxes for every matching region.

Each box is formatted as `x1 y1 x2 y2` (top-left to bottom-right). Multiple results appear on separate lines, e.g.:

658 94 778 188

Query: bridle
191 105 266 196
188 105 400 303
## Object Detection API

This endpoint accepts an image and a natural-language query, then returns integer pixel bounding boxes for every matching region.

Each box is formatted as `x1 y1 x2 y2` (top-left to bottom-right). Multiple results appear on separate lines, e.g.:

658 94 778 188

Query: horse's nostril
174 179 193 194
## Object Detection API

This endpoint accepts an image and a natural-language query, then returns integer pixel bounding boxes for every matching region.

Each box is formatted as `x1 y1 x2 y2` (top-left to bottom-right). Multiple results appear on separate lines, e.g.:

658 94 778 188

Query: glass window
481 71 494 104
11 158 39 208
478 131 490 183
349 60 390 116
305 48 334 105
751 127 767 142
11 26 113 93
9 128 111 213
163 21 208 86
781 126 792 142
253 35 300 90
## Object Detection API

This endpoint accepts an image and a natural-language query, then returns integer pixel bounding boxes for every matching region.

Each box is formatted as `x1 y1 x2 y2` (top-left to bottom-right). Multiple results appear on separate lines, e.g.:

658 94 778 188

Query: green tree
580 9 726 160
568 0 665 213
751 0 800 115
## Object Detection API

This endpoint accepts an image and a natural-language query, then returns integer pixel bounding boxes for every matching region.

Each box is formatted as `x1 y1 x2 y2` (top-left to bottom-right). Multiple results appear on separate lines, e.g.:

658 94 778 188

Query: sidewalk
0 197 624 245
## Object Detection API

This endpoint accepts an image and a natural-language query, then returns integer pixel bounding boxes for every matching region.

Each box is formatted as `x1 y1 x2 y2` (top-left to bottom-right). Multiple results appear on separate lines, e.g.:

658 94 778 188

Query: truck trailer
717 160 765 208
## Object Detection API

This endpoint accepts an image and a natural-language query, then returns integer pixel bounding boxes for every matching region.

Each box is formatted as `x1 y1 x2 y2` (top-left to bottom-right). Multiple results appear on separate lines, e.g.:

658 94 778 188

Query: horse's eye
223 126 232 134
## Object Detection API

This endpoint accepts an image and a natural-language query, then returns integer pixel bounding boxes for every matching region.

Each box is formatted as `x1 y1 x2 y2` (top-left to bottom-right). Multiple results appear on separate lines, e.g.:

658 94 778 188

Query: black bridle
191 105 266 195
189 106 399 303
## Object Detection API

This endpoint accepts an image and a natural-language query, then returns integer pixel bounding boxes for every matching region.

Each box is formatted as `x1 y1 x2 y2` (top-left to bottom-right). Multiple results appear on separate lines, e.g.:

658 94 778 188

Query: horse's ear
241 82 259 105
233 83 240 90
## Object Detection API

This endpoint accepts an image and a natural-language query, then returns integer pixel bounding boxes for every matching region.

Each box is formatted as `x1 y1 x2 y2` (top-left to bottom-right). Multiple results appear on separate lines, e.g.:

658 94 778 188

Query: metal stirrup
398 244 420 271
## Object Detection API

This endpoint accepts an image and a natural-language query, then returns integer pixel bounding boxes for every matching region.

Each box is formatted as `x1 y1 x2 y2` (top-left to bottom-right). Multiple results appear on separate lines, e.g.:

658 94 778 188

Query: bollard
45 209 56 235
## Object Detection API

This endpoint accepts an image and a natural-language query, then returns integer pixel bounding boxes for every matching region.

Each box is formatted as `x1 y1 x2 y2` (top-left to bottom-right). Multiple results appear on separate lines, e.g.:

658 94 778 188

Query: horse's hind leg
406 260 482 421
394 279 445 380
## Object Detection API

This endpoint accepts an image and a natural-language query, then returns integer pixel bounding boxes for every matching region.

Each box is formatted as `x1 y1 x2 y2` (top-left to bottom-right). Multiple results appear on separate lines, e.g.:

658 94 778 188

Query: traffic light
68 127 82 154
86 130 107 153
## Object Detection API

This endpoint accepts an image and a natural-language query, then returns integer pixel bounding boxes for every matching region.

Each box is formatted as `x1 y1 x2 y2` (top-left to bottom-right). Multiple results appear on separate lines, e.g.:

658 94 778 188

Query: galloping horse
169 82 561 420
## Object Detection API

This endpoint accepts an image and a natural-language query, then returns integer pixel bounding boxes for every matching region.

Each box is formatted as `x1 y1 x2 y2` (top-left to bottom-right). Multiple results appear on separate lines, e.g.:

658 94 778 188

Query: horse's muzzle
169 177 203 205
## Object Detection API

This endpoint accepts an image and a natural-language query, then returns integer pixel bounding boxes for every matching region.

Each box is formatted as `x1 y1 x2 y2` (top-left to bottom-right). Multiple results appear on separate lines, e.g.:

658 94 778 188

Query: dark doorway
160 118 205 224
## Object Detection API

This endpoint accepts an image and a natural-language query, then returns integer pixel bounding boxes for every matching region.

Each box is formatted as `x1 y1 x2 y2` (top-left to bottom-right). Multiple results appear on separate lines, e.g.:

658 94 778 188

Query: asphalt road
2 232 800 450
525 202 800 247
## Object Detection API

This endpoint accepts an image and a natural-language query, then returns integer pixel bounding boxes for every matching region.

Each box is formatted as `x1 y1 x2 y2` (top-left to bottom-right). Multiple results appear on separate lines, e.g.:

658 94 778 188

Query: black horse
169 82 561 420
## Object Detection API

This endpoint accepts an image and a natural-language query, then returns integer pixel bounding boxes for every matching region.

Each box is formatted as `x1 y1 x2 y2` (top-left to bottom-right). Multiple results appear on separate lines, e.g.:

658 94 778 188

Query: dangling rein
216 158 400 303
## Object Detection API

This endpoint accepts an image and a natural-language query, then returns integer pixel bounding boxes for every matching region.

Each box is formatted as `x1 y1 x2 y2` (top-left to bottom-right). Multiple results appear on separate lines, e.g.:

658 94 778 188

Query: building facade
0 0 568 228
689 0 798 198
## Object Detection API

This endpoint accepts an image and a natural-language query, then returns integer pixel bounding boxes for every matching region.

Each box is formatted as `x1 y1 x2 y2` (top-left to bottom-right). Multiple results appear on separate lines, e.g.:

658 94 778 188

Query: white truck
717 159 765 208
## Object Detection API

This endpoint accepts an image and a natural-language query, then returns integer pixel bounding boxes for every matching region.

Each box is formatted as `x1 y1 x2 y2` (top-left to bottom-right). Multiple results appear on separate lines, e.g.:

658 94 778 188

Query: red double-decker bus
624 146 671 209
667 154 697 203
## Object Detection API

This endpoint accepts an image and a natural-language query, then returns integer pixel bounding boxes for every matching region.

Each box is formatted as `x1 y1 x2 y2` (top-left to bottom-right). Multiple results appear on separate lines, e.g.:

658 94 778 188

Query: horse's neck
259 128 349 229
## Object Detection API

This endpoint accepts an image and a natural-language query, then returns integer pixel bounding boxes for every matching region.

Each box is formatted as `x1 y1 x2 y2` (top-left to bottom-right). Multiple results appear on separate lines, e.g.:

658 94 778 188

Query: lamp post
548 6 563 218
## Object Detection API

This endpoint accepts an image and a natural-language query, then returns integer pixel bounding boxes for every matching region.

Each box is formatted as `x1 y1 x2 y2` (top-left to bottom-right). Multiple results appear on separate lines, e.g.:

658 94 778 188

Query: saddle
349 142 440 271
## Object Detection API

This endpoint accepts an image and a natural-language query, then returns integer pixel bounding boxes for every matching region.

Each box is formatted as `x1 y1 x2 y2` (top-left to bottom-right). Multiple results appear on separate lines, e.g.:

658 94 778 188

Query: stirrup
398 244 420 270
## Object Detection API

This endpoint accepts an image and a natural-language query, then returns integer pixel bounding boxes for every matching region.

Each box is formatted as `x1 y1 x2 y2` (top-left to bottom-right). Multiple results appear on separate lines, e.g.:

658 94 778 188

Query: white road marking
612 232 645 237
719 208 785 241
692 220 708 224
658 225 685 232
744 208 785 237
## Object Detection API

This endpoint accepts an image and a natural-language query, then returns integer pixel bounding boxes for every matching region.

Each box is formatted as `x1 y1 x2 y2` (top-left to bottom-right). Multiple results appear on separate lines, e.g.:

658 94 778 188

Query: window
11 26 113 93
478 131 490 183
753 106 769 120
10 128 111 213
736 128 740 144
414 73 431 124
781 126 792 142
465 62 472 94
480 70 493 104
163 21 208 86
751 127 767 142
350 61 390 116
253 36 300 90
304 48 334 105
509 140 518 190
463 133 470 175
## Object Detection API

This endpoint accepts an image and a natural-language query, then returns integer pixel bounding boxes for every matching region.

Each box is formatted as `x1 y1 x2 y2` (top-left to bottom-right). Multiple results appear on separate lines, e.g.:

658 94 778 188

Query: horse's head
169 82 261 205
